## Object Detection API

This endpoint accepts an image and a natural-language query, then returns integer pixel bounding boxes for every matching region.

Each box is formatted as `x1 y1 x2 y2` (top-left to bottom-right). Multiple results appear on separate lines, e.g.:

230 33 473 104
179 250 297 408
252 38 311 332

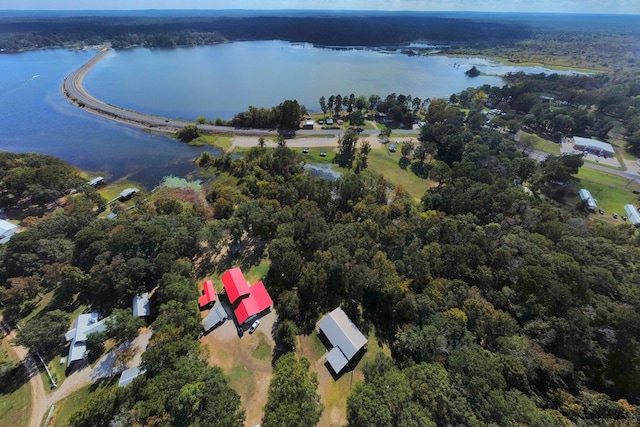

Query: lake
0 49 207 189
0 41 577 188
83 40 577 121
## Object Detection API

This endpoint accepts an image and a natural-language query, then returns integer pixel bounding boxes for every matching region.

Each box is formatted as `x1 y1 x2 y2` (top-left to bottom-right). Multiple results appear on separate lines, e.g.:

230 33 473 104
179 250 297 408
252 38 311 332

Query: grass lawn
576 168 640 215
189 134 233 151
0 342 30 427
244 259 270 284
306 330 328 361
615 141 638 162
17 291 53 329
228 365 256 405
252 334 272 361
365 149 435 199
48 379 114 426
522 132 560 155
97 180 143 204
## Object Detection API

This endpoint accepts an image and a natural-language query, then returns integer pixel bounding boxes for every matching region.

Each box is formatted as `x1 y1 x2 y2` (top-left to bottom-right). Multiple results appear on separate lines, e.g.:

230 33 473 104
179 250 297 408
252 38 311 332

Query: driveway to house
1 316 151 427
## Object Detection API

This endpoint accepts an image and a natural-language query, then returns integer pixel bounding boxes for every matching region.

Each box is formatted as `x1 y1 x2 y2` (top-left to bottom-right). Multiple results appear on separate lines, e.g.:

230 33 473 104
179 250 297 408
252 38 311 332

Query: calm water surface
0 49 206 188
1 42 576 187
84 41 574 121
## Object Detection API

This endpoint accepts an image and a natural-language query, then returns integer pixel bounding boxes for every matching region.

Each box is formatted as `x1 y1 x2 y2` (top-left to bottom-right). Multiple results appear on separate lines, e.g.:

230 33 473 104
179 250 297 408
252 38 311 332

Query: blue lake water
84 41 578 121
0 49 206 188
0 41 579 188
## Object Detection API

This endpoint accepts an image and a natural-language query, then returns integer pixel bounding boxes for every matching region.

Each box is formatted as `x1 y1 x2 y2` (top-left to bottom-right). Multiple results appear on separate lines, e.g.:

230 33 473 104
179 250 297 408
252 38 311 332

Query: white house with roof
318 307 367 375
65 313 107 367
132 293 151 317
119 188 139 200
0 219 18 243
624 204 640 227
579 189 597 212
573 136 614 157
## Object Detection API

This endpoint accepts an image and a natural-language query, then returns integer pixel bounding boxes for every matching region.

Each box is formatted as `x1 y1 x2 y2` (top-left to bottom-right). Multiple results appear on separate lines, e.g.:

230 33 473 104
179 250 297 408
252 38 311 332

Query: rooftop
319 307 367 373
202 302 228 333
65 313 107 366
199 280 217 309
133 293 151 317
222 267 250 305
573 136 614 154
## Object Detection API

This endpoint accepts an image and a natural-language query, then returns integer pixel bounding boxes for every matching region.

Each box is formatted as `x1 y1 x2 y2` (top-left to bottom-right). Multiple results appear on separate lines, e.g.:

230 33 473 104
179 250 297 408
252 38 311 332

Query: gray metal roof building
202 302 228 333
118 366 144 387
573 136 614 156
132 293 151 317
64 313 107 367
625 204 640 227
579 189 597 212
318 307 367 374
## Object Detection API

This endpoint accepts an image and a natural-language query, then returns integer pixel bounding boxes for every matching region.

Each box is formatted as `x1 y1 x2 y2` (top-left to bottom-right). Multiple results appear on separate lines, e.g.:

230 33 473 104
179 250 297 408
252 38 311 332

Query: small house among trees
119 188 139 200
318 307 367 376
132 293 151 317
0 219 18 243
64 313 107 367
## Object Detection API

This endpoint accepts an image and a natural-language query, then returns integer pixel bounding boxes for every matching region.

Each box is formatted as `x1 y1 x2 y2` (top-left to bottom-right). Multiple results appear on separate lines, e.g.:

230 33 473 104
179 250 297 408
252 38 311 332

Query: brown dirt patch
201 310 276 427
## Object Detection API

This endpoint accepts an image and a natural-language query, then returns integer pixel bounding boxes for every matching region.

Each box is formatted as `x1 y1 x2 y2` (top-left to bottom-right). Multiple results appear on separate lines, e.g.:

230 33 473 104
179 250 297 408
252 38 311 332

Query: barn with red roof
198 280 217 309
222 268 273 326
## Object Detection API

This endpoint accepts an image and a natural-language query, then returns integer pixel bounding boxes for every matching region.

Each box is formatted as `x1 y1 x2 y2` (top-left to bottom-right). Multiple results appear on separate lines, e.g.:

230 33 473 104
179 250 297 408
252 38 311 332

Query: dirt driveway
201 309 277 427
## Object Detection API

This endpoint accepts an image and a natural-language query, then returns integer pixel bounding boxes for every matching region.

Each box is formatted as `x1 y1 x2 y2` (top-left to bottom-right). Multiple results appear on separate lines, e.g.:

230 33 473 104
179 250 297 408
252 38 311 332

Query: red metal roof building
221 268 250 304
222 268 273 326
198 280 217 309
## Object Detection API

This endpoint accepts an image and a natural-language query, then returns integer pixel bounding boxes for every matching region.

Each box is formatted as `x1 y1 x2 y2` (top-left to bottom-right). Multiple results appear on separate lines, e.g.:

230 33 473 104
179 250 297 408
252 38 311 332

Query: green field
97 180 143 204
0 341 30 427
521 132 560 155
365 149 434 199
188 134 233 151
576 168 640 216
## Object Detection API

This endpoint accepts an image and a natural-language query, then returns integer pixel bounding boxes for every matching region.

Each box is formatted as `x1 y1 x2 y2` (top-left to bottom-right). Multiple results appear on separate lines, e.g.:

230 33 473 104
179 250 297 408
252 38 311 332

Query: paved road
528 148 640 181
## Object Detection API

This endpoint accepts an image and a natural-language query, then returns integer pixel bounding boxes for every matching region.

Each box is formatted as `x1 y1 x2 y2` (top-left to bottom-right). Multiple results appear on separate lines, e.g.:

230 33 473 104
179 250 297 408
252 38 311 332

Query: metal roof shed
133 293 151 317
202 303 228 333
118 366 144 387
318 307 367 374
0 219 18 243
579 189 597 211
625 204 640 227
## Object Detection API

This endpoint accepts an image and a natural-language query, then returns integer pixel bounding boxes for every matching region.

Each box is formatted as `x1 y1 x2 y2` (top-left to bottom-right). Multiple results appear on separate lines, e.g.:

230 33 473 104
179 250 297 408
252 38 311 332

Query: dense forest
0 12 534 52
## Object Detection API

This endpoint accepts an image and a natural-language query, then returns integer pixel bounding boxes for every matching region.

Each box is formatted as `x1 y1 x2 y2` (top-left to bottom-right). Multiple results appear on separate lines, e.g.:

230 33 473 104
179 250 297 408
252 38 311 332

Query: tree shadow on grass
0 363 29 395
196 236 267 279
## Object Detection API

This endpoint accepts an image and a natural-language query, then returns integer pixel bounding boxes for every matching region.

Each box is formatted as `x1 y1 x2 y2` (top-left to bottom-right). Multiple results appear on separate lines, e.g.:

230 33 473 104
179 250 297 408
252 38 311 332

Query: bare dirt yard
201 309 277 427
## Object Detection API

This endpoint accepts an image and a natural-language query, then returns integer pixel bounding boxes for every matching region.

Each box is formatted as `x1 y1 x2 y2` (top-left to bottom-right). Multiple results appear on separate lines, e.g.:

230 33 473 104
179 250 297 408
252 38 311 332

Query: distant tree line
0 13 534 52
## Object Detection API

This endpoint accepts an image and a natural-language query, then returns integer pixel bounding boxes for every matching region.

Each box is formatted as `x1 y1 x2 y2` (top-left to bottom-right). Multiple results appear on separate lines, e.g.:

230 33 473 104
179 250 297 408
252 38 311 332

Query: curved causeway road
62 47 196 133
62 47 360 137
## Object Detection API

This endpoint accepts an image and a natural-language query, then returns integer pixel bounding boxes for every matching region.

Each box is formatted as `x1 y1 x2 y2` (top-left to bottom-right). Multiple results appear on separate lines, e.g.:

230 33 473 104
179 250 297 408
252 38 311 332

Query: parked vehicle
249 320 260 334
